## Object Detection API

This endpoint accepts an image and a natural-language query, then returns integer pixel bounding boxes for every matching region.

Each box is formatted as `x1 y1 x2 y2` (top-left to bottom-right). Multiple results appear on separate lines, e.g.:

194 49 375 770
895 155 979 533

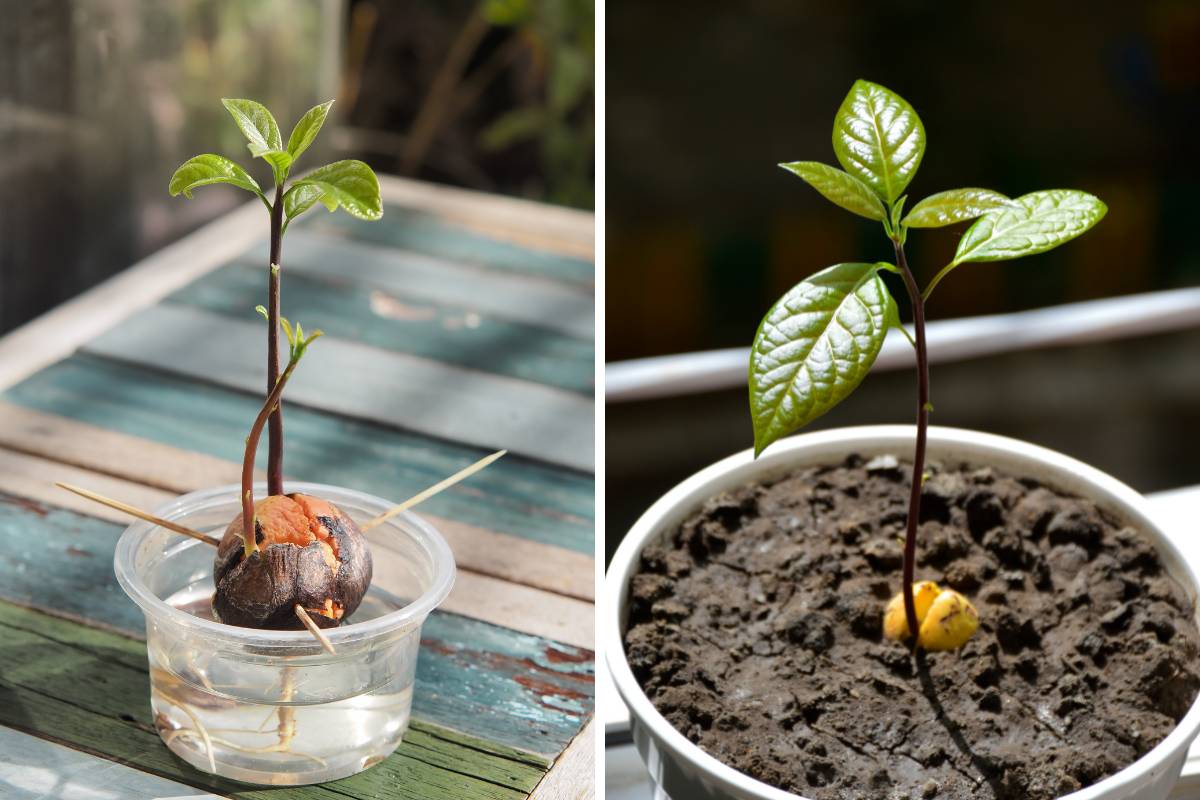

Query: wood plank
529 720 596 800
170 261 593 393
377 174 594 261
304 211 594 289
0 201 264 393
0 439 592 602
0 726 227 800
0 511 594 758
1 360 594 554
83 305 594 473
0 471 591 647
268 228 594 341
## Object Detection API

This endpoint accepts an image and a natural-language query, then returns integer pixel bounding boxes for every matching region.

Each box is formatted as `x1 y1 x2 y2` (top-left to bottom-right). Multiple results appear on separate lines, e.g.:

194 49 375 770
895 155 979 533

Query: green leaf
832 80 925 204
953 189 1107 264
749 262 897 456
258 149 293 183
291 160 383 221
287 100 334 161
168 154 262 199
779 162 887 221
283 183 333 222
903 188 1014 228
221 98 282 157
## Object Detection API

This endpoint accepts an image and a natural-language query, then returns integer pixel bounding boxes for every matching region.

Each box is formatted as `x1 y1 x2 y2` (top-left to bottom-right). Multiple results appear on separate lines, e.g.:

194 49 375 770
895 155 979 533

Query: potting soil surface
624 456 1200 799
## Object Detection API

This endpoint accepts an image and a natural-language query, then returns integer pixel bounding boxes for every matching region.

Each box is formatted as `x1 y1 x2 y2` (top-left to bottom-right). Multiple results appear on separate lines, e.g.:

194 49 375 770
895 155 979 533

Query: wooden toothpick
362 450 507 532
293 605 337 655
56 482 220 547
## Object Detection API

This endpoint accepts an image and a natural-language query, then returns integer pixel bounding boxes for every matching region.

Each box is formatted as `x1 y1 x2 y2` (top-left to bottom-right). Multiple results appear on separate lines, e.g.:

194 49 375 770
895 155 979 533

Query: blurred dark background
606 0 1200 559
0 0 593 337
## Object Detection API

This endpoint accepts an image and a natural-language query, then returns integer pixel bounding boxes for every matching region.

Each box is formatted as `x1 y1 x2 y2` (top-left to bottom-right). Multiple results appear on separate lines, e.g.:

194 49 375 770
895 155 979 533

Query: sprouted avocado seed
212 494 373 630
884 581 979 651
749 80 1105 651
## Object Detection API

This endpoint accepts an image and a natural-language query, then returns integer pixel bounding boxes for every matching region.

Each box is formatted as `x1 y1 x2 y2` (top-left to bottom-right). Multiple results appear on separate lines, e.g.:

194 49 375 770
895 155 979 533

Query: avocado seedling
748 79 1106 651
170 98 384 630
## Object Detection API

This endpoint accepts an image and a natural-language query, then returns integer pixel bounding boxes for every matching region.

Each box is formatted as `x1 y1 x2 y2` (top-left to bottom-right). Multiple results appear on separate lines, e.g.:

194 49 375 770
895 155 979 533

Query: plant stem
241 359 300 558
267 183 285 496
892 237 929 646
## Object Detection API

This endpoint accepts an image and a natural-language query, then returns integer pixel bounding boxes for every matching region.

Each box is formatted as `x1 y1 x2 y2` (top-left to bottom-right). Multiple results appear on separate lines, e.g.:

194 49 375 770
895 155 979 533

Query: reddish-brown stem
241 359 300 558
892 237 929 645
267 182 285 496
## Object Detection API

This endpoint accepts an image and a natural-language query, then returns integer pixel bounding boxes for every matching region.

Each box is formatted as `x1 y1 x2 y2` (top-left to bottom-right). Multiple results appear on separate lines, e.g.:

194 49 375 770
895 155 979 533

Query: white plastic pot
606 426 1200 800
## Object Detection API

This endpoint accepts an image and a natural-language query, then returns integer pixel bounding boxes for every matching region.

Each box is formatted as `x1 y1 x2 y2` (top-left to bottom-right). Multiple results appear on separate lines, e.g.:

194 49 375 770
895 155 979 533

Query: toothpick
294 605 337 655
361 450 507 531
56 482 220 547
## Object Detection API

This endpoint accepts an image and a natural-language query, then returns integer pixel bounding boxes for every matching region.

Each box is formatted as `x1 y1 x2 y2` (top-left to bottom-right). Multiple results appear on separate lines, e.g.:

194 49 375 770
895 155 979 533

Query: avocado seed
212 493 373 629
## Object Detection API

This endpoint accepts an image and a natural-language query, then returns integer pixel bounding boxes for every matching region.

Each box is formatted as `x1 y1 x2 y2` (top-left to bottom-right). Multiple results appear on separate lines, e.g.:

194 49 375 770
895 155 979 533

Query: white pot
606 425 1200 800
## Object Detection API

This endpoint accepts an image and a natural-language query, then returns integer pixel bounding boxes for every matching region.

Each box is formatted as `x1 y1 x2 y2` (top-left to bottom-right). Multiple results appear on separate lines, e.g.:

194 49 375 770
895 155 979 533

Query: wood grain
0 623 539 800
171 261 593 392
529 720 596 800
0 404 592 599
1 360 594 553
305 205 593 288
0 536 593 758
265 228 595 340
377 174 593 261
83 305 594 472
0 461 592 645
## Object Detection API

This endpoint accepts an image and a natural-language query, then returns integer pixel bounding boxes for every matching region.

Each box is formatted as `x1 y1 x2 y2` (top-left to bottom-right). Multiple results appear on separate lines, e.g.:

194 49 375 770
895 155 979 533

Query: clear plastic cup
114 482 455 785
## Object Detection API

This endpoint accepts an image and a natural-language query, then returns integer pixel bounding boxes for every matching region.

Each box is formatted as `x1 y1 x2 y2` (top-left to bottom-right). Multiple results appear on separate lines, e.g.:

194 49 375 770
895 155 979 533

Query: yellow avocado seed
918 589 979 651
883 580 940 641
883 582 979 651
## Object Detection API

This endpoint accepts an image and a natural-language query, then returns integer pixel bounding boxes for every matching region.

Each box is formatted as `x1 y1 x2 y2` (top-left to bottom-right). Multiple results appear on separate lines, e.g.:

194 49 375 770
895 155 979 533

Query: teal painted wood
0 722 227 799
261 229 594 340
299 207 594 288
3 355 593 553
167 263 593 394
83 305 594 473
0 600 544 799
0 492 595 756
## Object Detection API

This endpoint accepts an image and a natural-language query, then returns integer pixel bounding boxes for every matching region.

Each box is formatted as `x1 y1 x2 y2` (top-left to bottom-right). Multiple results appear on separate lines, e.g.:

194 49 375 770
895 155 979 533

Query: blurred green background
0 0 594 336
606 0 1200 558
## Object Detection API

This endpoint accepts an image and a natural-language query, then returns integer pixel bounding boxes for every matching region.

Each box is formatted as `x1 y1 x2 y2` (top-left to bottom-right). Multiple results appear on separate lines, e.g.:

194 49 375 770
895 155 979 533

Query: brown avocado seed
212 493 373 630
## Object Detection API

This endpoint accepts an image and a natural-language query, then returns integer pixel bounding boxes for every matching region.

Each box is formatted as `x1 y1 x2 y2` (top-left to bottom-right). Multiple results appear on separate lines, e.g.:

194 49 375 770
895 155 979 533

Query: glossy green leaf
903 188 1014 228
832 80 925 204
282 183 337 222
952 189 1107 264
749 262 896 456
291 160 383 220
779 162 886 221
286 100 334 161
168 154 262 199
221 98 282 157
258 149 293 182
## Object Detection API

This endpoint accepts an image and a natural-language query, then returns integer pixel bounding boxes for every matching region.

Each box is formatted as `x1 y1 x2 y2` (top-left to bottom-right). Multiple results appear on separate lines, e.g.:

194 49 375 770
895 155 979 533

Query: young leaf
749 262 897 456
283 183 337 223
221 98 282 157
779 162 887 221
952 189 1107 264
833 80 925 204
903 188 1014 228
258 149 293 181
290 160 383 220
287 100 334 161
169 154 263 199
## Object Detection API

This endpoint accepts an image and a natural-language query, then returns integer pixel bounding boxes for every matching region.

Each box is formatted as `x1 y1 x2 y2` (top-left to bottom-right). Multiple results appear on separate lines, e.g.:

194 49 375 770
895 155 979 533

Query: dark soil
624 456 1200 800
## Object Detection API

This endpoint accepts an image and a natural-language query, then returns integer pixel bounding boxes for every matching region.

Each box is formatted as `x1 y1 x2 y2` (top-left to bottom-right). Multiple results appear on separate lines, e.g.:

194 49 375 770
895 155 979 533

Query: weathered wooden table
0 176 595 799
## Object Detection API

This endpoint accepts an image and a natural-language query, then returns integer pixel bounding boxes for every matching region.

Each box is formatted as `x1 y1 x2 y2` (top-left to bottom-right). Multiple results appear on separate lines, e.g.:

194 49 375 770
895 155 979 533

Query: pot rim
605 425 1200 800
115 481 457 648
